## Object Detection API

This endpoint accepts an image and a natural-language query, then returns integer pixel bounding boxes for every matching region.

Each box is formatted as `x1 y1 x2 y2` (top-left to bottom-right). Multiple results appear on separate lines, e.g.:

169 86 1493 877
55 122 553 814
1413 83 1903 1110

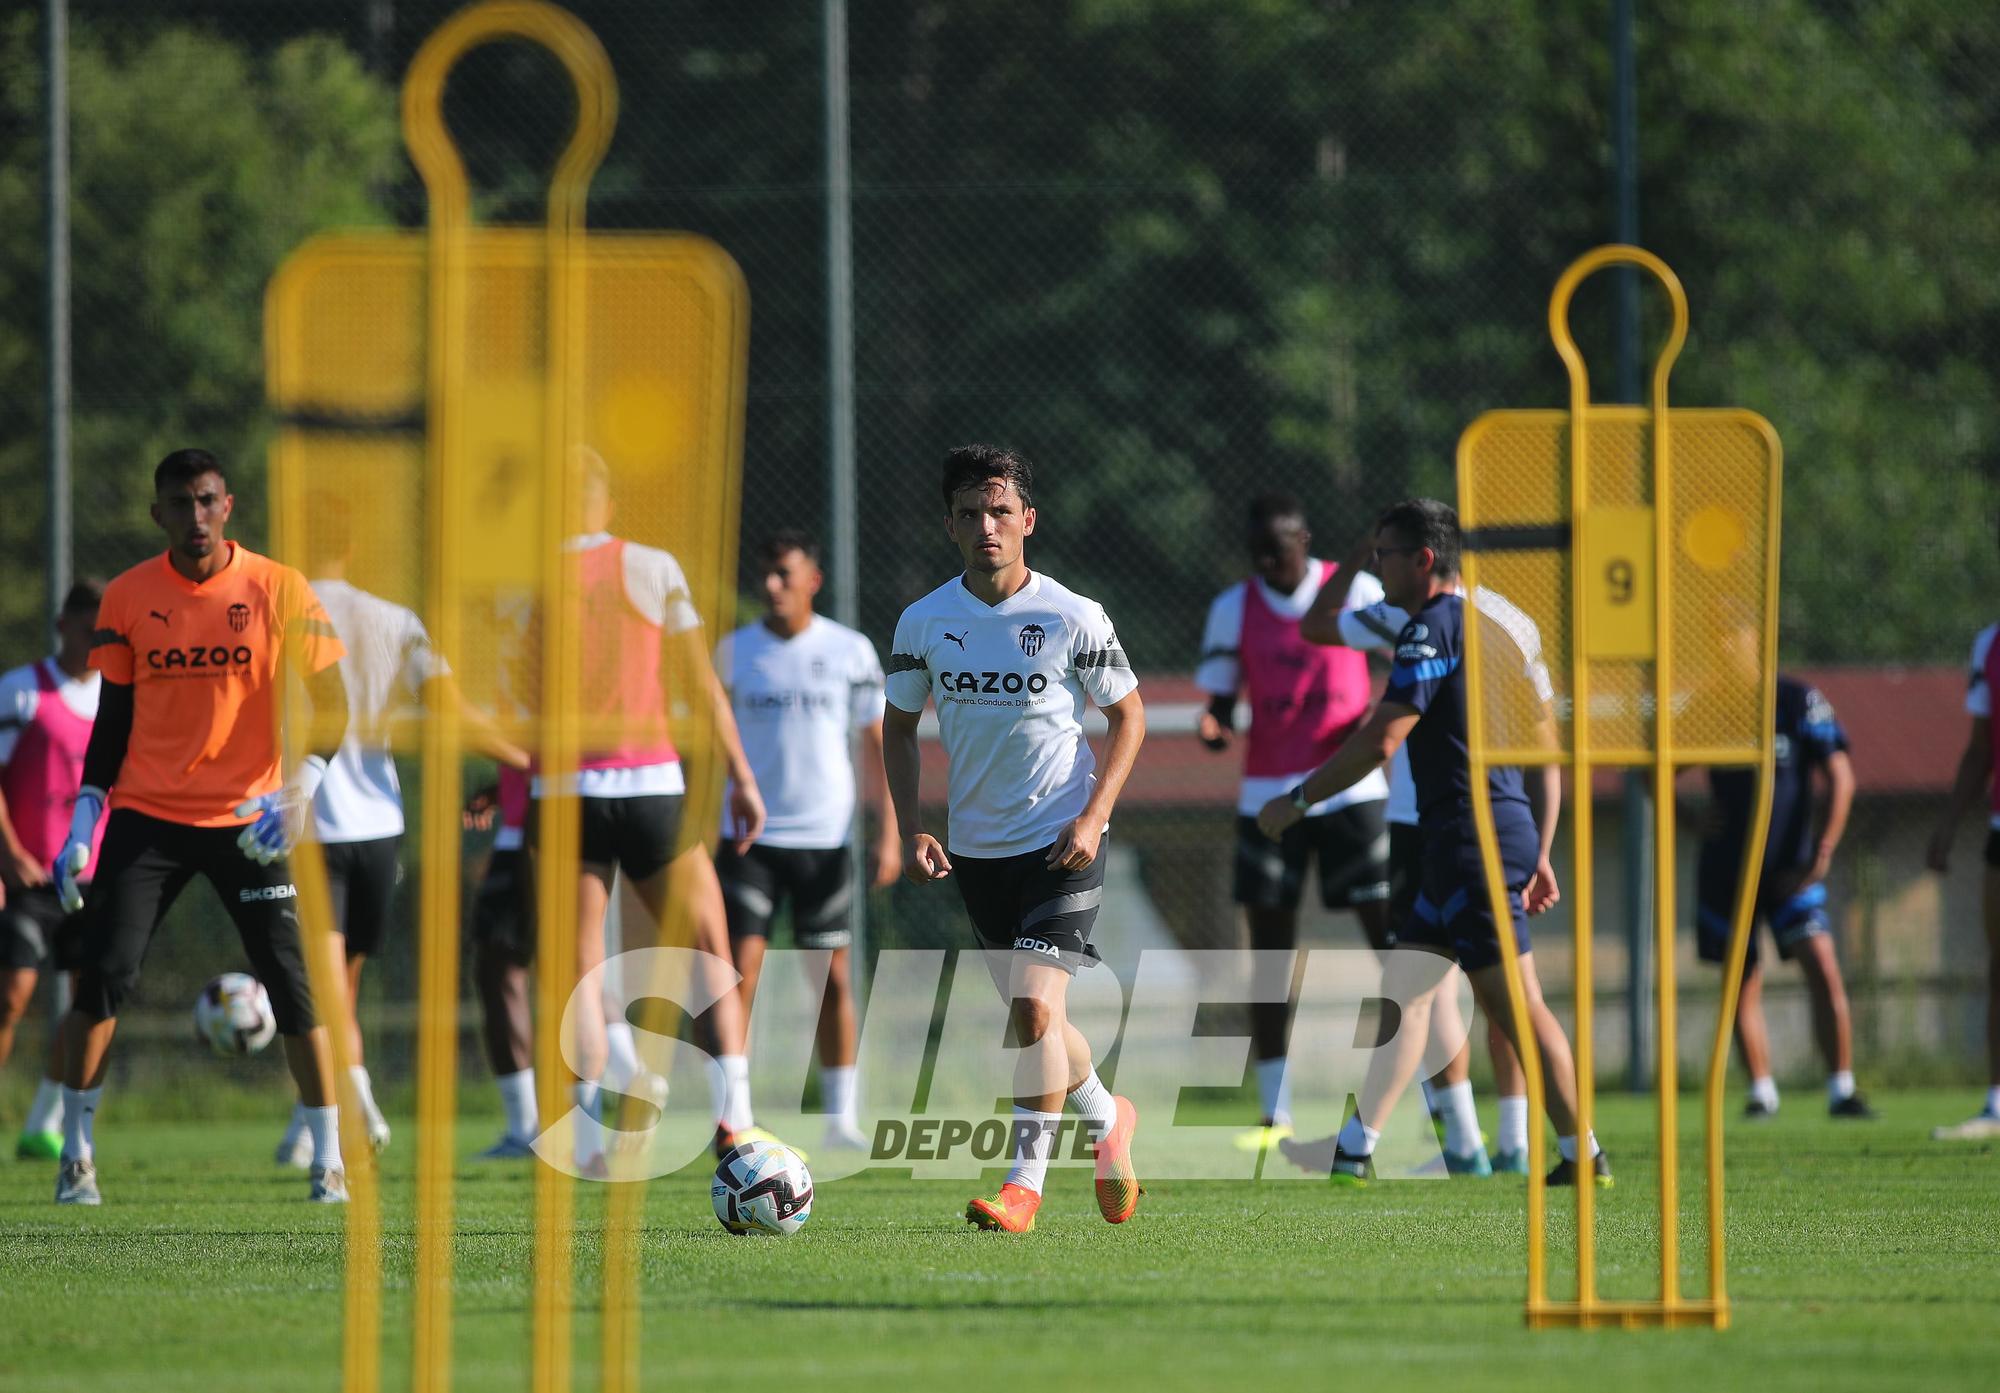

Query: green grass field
2 1090 1995 1392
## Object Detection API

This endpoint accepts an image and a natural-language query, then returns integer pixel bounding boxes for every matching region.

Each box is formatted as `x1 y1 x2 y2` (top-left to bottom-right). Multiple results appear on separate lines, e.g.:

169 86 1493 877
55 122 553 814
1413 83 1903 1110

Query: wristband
294 754 329 803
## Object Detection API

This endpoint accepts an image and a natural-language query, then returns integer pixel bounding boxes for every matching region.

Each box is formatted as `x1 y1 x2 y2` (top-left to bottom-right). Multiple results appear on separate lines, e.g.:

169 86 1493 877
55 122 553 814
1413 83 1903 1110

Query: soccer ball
193 973 277 1057
712 1139 814 1236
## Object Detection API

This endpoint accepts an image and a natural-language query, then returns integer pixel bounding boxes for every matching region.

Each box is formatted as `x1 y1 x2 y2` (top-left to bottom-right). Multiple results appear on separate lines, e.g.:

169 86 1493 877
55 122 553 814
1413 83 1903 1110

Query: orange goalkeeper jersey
90 544 345 827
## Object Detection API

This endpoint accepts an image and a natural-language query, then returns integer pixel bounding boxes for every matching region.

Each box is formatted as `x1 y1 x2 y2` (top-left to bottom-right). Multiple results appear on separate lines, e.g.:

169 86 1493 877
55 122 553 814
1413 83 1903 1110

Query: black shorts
951 840 1107 975
74 809 317 1035
0 884 85 974
318 836 402 959
471 847 536 966
530 793 684 882
1986 828 2000 869
1233 801 1391 914
1384 820 1423 951
717 843 854 950
1399 824 1534 974
1695 841 1829 970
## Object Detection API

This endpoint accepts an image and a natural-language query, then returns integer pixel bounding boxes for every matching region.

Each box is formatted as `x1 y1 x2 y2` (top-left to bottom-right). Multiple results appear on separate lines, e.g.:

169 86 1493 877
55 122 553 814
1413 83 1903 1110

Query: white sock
60 1085 100 1163
1557 1131 1601 1163
1419 1079 1440 1116
1336 1113 1381 1158
1067 1066 1117 1140
572 1081 602 1164
305 1105 342 1170
497 1068 538 1141
1437 1079 1482 1157
821 1064 858 1128
1827 1070 1856 1104
1986 1085 2000 1118
719 1054 754 1133
603 1019 642 1091
1750 1075 1780 1111
25 1077 65 1134
279 1098 309 1152
1497 1095 1529 1154
348 1065 385 1130
1003 1106 1061 1194
1255 1056 1293 1126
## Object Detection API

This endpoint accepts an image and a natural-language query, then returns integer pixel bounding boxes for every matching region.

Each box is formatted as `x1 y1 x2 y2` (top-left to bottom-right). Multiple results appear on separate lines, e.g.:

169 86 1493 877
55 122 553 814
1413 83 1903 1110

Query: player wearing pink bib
0 581 104 1160
528 453 771 1175
1194 494 1393 1145
1927 618 2000 1139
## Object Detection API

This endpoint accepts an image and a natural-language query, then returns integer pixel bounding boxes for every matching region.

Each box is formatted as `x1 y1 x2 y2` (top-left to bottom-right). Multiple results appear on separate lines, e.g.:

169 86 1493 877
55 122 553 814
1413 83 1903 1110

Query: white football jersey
887 571 1138 858
310 579 447 843
717 616 887 849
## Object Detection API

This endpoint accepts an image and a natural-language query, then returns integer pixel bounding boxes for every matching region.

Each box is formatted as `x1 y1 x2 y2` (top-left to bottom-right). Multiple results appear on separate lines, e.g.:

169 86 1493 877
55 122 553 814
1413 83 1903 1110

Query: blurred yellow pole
403 8 613 1393
268 440 383 1393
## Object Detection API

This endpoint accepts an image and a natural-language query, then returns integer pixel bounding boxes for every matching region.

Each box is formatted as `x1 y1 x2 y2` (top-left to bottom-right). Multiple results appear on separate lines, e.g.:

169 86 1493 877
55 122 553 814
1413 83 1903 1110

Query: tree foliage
0 1 1991 671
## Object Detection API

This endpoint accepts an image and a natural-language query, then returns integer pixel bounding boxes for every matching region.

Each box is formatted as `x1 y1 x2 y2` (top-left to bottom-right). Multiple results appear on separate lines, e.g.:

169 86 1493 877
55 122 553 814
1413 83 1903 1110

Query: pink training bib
1 661 102 868
576 538 679 773
1239 561 1374 779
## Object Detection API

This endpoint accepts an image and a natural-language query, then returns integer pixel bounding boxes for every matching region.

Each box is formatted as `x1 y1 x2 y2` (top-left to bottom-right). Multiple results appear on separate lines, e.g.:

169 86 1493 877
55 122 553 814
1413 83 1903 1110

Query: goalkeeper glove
54 785 106 913
233 756 329 866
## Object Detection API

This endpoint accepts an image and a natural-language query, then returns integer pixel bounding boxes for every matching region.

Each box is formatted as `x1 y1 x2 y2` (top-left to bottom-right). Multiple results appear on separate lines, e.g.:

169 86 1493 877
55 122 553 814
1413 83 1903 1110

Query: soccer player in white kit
715 530 900 1152
881 445 1146 1232
274 497 528 1166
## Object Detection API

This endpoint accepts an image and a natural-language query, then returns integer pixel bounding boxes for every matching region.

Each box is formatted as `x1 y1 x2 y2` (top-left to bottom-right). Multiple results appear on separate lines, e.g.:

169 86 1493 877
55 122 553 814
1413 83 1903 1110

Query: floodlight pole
44 0 73 1026
824 0 869 992
45 0 70 621
1611 0 1655 1094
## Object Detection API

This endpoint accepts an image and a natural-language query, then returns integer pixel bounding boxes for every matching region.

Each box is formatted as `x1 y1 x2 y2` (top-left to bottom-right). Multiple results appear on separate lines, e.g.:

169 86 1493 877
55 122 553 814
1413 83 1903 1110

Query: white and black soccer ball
712 1139 814 1236
193 973 277 1057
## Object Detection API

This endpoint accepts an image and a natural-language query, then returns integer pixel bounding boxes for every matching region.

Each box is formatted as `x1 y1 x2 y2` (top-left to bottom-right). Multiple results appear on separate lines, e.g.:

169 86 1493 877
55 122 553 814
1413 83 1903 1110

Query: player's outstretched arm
1050 688 1146 871
1298 531 1374 647
1197 693 1235 752
1255 702 1416 842
416 676 531 772
882 704 947 883
857 718 903 887
1522 763 1562 915
235 664 349 866
0 764 44 895
1801 748 1856 891
1927 716 1991 873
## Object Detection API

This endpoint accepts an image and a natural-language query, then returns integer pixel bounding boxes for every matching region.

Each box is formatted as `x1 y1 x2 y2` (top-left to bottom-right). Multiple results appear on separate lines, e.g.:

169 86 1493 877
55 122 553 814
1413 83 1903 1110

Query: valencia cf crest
227 603 251 634
1018 624 1046 657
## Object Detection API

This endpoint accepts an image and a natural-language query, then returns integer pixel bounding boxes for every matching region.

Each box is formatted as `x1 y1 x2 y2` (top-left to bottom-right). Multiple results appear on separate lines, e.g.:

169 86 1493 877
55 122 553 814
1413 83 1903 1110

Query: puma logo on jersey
149 609 172 626
942 631 966 650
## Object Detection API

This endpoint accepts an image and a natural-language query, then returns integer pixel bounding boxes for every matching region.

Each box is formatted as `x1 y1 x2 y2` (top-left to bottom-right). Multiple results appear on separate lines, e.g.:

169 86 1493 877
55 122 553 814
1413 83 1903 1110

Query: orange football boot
965 1181 1042 1232
1093 1096 1142 1223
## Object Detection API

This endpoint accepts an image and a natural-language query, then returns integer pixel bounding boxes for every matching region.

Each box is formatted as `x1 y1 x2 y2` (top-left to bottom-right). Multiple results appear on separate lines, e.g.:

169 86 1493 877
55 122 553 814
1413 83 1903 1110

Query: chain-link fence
1 0 1995 1107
